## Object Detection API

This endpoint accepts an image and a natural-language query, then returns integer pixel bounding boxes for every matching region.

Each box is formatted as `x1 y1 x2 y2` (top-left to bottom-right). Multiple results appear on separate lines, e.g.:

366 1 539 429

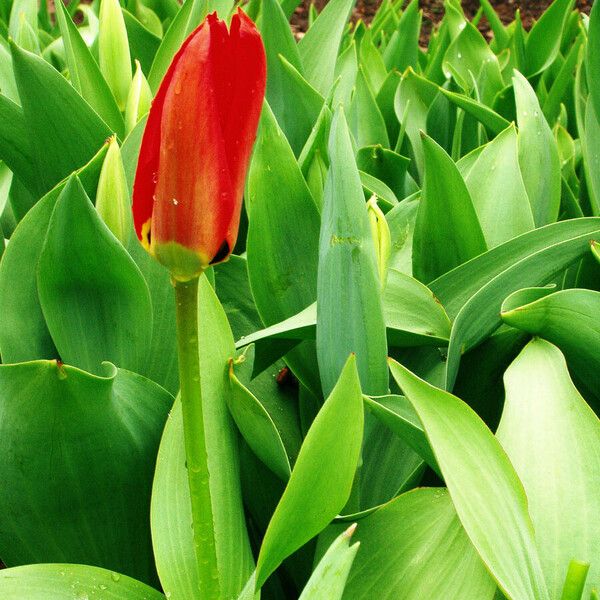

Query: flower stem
560 560 590 600
174 275 221 600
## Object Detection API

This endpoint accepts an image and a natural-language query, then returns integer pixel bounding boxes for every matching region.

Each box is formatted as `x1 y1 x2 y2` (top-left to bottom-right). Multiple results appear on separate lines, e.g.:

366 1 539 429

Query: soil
290 0 593 43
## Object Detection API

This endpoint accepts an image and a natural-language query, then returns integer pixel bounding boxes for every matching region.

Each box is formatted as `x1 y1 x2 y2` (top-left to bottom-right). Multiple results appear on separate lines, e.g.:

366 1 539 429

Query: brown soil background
291 0 593 43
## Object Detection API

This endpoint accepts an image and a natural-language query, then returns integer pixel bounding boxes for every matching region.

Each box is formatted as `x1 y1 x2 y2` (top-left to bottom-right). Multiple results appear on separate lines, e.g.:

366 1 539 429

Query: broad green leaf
376 69 401 145
0 94 37 195
0 564 165 599
359 171 398 209
514 70 561 226
326 488 495 599
582 100 600 216
430 218 600 319
525 0 574 76
297 0 354 95
462 124 535 247
246 102 321 394
497 339 600 598
394 68 439 178
151 276 253 600
228 358 292 481
8 0 36 40
260 0 305 152
348 66 390 148
237 265 451 371
255 355 364 587
440 219 593 389
382 0 421 72
298 525 359 600
0 361 172 585
365 394 440 475
443 22 504 105
332 40 358 110
588 0 600 124
316 108 388 395
440 88 511 135
388 359 550 600
386 195 418 275
55 0 124 139
413 133 487 282
501 287 600 401
277 55 325 156
356 145 409 201
123 10 162 74
359 30 387 94
37 177 152 376
10 42 112 194
147 0 206 92
0 145 108 364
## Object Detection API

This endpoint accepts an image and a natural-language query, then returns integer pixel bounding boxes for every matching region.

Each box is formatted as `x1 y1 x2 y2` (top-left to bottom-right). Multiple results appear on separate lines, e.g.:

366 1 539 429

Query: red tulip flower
132 10 266 281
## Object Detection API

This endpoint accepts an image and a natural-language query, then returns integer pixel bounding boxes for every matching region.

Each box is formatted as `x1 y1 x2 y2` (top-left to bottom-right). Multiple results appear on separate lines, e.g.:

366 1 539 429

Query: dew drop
110 573 121 583
457 52 462 59
172 198 179 206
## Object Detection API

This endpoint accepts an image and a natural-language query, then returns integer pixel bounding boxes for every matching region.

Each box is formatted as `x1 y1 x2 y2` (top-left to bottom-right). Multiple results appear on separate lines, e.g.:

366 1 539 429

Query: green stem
174 275 221 600
560 559 590 600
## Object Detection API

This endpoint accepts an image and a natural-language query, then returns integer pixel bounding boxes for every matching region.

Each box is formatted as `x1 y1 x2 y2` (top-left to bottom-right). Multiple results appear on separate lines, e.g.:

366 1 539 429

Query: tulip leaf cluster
0 0 599 598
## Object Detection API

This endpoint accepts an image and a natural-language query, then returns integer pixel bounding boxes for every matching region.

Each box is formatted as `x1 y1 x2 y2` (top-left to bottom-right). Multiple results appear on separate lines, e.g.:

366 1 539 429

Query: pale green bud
96 137 131 245
367 195 391 289
125 60 153 134
132 0 163 38
99 0 132 111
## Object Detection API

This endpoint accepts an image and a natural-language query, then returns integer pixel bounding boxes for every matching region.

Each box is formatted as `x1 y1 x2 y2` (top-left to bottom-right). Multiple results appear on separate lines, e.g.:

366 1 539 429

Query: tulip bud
125 60 152 134
132 10 266 281
99 0 132 111
367 195 391 289
96 137 131 245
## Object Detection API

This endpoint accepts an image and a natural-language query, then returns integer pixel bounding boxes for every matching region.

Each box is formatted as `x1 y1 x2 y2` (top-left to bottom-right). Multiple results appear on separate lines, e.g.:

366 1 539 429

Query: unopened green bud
99 0 132 111
96 137 131 245
305 149 328 210
125 60 153 134
367 195 391 289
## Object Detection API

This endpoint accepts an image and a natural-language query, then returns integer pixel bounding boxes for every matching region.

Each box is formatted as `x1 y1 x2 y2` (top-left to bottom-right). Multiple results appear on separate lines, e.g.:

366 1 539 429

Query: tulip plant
0 0 600 597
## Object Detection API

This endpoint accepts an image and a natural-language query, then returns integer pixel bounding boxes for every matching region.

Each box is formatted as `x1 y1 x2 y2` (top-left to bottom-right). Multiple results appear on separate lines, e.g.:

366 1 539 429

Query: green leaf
0 361 172 585
0 94 37 195
365 394 440 475
413 133 487 282
55 0 125 139
246 102 321 393
382 0 421 72
496 339 600 598
514 70 561 226
461 124 534 247
228 358 292 481
317 108 388 396
439 87 511 135
10 42 112 194
297 0 354 95
0 145 108 364
326 488 495 599
348 66 390 148
356 145 409 201
298 525 359 600
147 0 206 92
260 0 305 152
388 359 550 600
500 287 600 402
394 68 440 179
525 0 574 76
0 564 165 599
151 276 253 600
123 10 162 74
581 100 600 217
255 355 364 588
429 218 600 388
37 176 152 375
358 30 387 94
587 0 600 124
